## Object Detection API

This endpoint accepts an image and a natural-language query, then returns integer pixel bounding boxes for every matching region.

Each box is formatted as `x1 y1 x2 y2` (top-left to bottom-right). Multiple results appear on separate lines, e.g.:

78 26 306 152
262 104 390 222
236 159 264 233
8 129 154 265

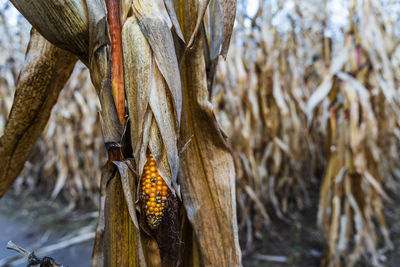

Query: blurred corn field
1 0 400 266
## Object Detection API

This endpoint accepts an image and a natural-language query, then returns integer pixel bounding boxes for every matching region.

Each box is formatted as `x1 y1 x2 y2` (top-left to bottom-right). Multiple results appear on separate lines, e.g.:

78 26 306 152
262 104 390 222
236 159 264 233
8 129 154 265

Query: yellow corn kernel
140 150 170 229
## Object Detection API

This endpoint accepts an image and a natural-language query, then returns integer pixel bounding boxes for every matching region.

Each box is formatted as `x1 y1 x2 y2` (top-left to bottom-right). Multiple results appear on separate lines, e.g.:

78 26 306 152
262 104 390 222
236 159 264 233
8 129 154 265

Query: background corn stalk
0 0 399 266
219 1 399 266
215 0 400 266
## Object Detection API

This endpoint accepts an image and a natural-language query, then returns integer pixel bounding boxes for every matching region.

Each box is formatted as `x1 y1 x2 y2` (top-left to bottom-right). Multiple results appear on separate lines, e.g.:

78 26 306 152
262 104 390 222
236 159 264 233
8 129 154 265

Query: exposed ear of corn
140 150 170 229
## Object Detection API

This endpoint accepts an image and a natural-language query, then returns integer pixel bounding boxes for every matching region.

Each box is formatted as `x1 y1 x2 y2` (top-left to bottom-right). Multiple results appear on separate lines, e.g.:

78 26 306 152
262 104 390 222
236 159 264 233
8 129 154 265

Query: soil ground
0 192 95 267
240 189 400 267
0 189 398 267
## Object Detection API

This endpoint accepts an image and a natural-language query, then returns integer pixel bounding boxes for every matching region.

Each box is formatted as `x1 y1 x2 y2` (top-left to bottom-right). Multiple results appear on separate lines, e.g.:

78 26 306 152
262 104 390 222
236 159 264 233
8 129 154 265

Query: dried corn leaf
103 168 151 267
92 162 115 266
99 78 123 145
162 0 185 43
86 0 109 91
209 0 236 59
186 0 210 48
306 47 349 120
176 0 241 265
0 29 77 197
10 0 88 61
121 0 133 25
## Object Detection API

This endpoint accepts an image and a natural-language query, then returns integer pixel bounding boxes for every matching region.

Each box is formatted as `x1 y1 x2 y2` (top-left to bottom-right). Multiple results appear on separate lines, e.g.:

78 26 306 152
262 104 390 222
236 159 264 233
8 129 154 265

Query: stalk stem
106 0 125 124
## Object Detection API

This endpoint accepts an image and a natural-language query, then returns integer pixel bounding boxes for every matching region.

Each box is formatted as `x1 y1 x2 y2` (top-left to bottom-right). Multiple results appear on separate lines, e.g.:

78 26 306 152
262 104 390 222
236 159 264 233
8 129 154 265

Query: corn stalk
1 0 241 266
309 0 398 265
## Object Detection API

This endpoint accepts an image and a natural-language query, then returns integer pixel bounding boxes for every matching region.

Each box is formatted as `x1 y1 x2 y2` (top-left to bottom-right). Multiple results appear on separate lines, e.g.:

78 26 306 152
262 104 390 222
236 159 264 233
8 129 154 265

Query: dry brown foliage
213 0 400 266
0 0 399 266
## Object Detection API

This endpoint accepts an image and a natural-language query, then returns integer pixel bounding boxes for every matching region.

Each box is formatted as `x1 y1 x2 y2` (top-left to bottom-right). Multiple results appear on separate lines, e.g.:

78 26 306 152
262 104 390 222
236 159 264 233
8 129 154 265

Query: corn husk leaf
102 162 155 267
132 0 182 126
122 15 179 196
121 0 133 25
162 0 185 44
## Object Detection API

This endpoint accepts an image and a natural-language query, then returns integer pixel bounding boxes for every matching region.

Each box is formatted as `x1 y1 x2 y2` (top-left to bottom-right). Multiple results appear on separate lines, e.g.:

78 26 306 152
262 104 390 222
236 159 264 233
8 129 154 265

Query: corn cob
140 150 170 229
